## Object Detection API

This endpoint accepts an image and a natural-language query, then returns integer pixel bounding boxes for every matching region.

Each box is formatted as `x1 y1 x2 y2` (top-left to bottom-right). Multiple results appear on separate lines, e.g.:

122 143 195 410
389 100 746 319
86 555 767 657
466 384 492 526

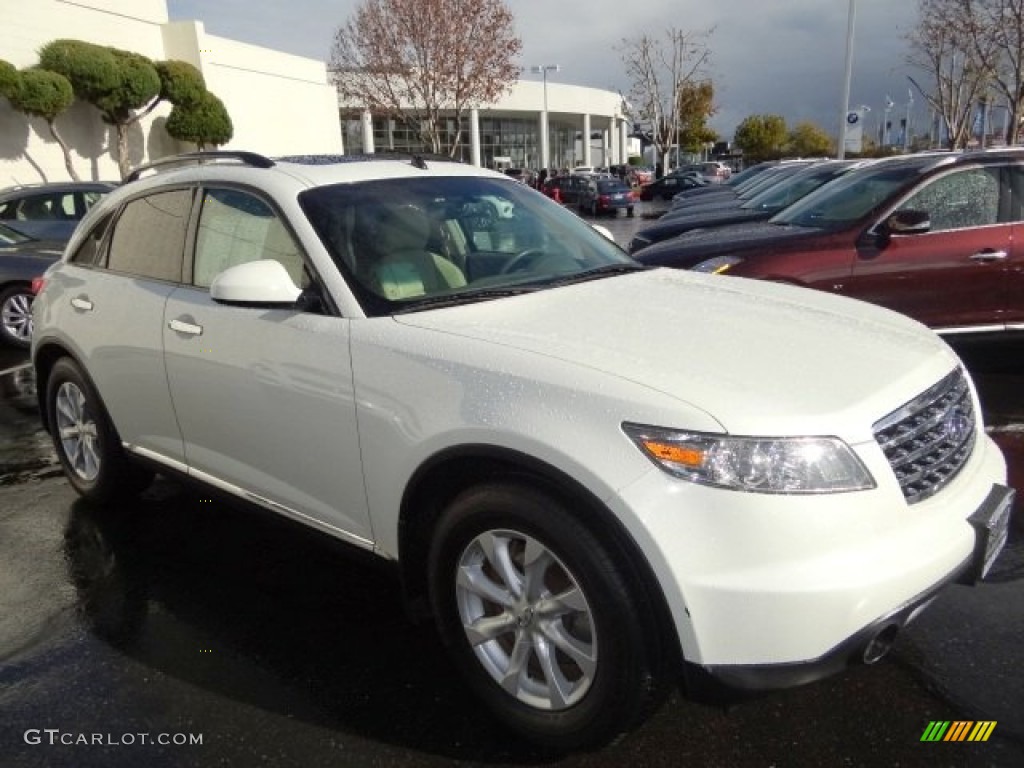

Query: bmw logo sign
847 112 859 124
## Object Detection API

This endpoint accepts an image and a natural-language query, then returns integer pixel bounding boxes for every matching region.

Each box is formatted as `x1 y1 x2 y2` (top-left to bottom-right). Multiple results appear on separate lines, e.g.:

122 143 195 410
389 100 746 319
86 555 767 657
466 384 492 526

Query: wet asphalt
1 207 1023 767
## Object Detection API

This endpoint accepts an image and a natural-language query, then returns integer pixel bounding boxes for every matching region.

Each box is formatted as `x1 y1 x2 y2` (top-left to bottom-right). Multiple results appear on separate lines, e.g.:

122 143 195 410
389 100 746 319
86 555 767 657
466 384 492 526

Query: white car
31 151 1013 751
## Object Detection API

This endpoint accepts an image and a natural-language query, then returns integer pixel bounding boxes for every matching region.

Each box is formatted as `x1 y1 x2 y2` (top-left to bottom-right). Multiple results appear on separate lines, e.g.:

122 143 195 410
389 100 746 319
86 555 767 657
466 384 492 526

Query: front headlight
692 255 744 274
622 423 875 494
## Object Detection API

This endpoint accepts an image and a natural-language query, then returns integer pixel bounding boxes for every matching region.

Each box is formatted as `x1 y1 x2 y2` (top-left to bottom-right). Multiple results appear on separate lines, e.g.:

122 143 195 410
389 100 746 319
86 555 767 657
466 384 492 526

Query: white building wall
0 0 340 186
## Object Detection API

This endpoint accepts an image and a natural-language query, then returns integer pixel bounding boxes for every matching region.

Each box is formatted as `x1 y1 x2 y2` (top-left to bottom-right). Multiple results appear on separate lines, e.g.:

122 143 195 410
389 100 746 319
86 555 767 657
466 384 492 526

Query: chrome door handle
969 249 1008 262
70 297 93 311
168 318 203 336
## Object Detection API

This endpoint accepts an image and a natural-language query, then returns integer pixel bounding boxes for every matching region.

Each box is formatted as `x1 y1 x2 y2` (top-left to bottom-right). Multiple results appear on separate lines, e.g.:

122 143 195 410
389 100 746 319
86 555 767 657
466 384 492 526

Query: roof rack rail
124 151 275 183
274 151 465 166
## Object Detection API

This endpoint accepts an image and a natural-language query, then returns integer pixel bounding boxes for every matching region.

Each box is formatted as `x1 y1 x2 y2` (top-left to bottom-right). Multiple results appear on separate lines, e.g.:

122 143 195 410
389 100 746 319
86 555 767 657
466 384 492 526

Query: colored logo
921 721 997 742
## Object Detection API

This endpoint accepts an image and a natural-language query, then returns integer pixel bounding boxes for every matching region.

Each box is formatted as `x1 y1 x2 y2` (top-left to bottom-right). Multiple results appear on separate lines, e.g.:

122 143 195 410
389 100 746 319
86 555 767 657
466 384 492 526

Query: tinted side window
107 190 190 282
898 168 1001 232
193 188 307 289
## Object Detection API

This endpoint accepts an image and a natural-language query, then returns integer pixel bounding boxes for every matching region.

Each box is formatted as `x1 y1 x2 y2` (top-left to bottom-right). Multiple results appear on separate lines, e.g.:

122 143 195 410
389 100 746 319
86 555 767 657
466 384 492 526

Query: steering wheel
500 248 545 275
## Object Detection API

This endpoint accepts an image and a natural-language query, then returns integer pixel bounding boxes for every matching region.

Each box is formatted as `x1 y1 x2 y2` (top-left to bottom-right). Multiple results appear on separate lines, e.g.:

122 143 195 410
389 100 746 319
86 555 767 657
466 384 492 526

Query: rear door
49 189 190 464
844 165 1012 331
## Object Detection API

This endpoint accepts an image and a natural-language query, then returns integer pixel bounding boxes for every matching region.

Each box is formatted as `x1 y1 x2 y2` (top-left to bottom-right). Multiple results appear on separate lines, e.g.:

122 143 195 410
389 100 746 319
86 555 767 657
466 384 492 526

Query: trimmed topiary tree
0 60 20 101
8 68 79 180
166 91 233 150
39 40 163 178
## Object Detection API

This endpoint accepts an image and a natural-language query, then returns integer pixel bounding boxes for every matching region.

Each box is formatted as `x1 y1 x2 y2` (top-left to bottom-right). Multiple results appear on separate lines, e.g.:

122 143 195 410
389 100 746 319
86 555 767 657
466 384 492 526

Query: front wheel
46 357 153 501
429 483 663 750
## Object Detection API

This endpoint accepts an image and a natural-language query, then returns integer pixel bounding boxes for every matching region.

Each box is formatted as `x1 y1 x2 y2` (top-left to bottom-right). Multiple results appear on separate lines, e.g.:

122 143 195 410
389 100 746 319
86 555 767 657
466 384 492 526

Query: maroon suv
634 150 1024 335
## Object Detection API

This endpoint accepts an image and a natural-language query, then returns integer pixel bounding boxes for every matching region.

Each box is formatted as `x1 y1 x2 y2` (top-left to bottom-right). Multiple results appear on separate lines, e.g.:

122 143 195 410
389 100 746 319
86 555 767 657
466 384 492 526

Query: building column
361 109 375 154
582 113 592 167
470 108 481 167
602 129 610 168
619 119 629 164
539 111 550 171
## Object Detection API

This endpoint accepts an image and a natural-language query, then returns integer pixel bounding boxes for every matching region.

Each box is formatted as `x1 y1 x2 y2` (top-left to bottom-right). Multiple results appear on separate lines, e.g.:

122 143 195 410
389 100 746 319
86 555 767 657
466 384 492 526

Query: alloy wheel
454 528 597 710
54 381 101 482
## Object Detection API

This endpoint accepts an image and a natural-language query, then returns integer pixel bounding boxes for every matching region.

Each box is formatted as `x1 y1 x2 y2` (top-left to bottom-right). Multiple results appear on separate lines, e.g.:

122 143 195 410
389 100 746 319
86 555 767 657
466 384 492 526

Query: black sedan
0 223 64 348
0 181 115 242
637 174 705 201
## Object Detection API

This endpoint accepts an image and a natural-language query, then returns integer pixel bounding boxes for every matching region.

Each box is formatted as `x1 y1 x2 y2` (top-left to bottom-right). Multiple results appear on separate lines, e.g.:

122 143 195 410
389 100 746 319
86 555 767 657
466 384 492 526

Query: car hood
636 208 771 246
393 269 957 439
634 220 824 267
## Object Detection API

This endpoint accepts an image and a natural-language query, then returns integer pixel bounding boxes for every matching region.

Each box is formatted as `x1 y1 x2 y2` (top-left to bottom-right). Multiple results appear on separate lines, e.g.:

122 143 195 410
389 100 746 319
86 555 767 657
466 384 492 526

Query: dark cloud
167 0 923 140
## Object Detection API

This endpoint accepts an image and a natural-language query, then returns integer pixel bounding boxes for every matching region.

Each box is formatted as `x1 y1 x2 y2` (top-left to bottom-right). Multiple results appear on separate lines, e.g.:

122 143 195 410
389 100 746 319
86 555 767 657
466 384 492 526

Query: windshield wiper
392 285 539 314
540 262 649 287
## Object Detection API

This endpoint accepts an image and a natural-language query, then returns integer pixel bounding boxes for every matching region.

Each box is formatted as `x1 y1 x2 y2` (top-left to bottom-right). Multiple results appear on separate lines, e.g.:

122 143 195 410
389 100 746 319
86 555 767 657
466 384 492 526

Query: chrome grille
873 368 976 505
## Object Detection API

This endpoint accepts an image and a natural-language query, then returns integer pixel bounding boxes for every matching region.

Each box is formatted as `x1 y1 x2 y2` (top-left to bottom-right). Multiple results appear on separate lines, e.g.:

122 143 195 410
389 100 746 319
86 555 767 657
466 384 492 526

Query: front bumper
700 483 1013 690
608 431 1010 676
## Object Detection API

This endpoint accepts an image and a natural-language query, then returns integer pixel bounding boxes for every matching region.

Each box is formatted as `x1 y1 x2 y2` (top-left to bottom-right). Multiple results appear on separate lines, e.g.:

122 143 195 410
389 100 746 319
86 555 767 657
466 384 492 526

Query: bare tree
330 0 522 157
962 0 1024 144
620 27 713 175
906 0 994 149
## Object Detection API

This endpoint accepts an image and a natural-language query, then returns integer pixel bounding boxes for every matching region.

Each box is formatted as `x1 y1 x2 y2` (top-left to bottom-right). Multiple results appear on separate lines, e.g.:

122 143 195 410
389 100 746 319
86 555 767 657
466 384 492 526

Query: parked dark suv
634 149 1024 335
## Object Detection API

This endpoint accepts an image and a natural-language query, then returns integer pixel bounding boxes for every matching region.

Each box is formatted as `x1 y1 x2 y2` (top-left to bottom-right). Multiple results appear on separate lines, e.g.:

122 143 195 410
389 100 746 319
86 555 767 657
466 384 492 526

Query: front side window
773 163 930 229
107 189 190 282
300 176 635 315
193 188 307 289
896 168 1001 232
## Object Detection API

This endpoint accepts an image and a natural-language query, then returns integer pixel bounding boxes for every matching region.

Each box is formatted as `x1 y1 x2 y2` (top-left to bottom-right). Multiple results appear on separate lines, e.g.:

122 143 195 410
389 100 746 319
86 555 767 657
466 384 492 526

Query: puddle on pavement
0 365 57 480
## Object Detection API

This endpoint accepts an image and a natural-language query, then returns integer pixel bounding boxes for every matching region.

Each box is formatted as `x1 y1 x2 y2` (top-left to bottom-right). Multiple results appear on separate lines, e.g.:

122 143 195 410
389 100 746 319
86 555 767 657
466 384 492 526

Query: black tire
590 201 598 217
46 357 153 501
627 207 635 218
0 283 34 349
429 482 663 751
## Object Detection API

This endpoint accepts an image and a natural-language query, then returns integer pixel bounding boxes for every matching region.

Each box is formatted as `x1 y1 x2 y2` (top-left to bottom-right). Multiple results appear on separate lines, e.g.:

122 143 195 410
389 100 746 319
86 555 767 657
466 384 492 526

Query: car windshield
0 222 33 245
771 163 926 229
598 180 629 193
300 176 638 316
740 163 850 212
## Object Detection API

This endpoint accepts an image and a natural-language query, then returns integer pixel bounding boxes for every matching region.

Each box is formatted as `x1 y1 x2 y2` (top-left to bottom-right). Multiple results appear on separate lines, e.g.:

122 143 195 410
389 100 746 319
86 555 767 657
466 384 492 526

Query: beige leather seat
370 206 466 300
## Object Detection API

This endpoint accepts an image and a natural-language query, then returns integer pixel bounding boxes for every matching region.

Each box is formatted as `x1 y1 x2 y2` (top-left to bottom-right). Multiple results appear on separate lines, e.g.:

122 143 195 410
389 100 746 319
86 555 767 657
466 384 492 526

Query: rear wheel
46 357 153 501
429 482 663 750
0 284 34 348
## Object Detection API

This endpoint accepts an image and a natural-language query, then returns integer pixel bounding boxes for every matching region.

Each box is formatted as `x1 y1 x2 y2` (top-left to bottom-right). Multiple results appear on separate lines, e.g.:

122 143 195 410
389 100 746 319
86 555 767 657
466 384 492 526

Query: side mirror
881 209 931 236
210 259 303 305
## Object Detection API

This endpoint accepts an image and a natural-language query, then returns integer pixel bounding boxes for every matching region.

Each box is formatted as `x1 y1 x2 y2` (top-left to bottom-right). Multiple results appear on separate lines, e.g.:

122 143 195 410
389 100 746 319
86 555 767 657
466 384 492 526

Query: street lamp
531 64 560 170
837 0 856 159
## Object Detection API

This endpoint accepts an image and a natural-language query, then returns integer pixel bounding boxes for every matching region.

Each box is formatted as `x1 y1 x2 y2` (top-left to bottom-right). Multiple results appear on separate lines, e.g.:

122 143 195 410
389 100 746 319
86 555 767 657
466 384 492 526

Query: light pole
837 0 856 159
531 64 559 171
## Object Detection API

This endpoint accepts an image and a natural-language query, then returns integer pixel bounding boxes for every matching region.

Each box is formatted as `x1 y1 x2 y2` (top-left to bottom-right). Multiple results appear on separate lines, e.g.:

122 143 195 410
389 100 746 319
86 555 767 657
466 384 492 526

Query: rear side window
70 214 113 266
107 190 191 282
193 188 307 289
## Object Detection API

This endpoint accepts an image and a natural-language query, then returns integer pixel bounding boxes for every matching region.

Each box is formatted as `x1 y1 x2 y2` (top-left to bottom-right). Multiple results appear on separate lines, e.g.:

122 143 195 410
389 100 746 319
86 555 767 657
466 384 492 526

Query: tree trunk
47 120 80 182
116 123 130 180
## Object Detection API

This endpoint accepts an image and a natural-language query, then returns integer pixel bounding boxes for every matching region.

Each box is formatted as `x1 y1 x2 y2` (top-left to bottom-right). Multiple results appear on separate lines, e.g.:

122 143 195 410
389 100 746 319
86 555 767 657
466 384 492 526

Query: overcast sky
166 0 923 142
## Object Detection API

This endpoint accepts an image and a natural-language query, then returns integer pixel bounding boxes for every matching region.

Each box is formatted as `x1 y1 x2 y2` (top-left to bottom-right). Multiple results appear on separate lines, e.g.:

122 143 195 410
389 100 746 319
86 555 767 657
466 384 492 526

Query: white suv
31 151 1013 750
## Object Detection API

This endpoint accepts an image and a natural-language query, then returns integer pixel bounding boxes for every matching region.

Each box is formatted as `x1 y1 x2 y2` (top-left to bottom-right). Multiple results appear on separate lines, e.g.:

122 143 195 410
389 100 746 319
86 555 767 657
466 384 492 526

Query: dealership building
2 0 632 185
